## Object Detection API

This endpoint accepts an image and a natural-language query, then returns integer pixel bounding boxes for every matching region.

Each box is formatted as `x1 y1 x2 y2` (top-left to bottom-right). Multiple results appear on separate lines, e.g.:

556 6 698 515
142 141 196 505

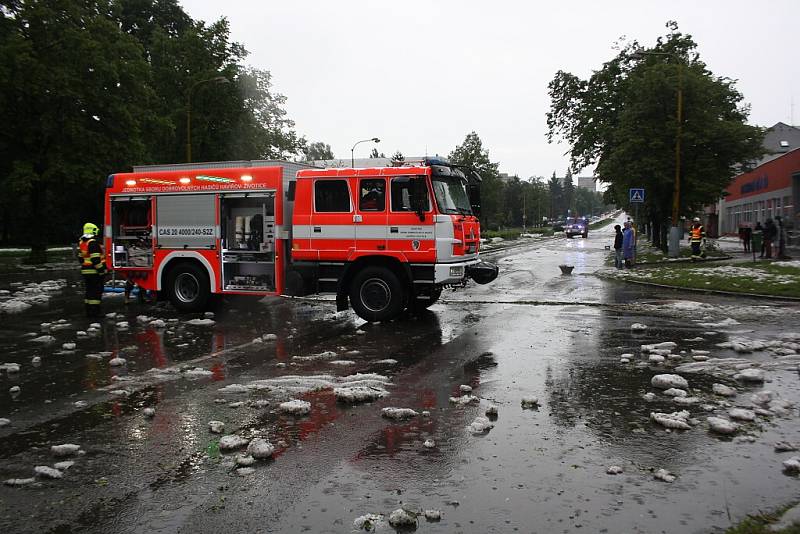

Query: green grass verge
482 227 552 240
606 260 800 298
588 217 613 230
725 506 800 533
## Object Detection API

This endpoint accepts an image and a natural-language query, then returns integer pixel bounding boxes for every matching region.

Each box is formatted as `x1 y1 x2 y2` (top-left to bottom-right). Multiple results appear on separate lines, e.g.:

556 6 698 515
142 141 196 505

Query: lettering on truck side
158 226 215 237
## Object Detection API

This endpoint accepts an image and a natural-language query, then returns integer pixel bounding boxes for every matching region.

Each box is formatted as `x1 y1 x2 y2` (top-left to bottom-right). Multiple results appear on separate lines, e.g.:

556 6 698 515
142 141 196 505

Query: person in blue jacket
622 220 635 268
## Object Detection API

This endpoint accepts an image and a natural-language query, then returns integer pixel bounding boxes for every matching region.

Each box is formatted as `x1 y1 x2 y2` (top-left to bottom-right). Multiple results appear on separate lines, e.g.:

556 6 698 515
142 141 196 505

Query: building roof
753 122 800 167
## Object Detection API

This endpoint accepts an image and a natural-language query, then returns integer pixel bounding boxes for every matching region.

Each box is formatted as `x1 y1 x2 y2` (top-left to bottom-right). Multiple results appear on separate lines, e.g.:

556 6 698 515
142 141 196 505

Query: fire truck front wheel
166 262 210 313
349 266 405 322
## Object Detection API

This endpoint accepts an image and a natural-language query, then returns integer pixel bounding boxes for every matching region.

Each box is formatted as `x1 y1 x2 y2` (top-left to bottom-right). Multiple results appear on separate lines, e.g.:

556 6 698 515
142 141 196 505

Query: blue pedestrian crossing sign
629 188 645 203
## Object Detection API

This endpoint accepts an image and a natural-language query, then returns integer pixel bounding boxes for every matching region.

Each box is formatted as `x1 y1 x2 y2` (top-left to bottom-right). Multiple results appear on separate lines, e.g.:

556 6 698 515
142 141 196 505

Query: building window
314 180 351 212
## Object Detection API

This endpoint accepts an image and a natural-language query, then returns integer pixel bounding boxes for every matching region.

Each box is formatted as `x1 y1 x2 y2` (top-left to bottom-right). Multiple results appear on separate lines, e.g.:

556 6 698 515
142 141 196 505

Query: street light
632 50 683 257
186 76 230 163
351 138 380 168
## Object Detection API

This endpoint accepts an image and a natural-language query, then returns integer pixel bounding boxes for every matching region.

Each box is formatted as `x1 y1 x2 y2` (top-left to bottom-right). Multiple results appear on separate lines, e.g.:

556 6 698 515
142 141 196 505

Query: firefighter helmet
693 217 700 223
83 222 99 236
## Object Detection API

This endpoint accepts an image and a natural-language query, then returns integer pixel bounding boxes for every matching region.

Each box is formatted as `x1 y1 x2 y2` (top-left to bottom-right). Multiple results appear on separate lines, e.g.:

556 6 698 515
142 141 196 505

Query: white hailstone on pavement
642 392 657 402
108 357 126 367
421 411 431 417
750 390 775 405
485 405 498 416
73 400 88 408
9 385 20 395
280 399 312 416
459 384 473 393
769 399 794 417
782 457 800 474
4 477 36 486
728 408 756 422
712 383 737 397
34 465 63 479
692 354 710 361
143 407 156 418
31 356 41 364
250 400 270 408
262 333 278 341
76 331 88 338
734 368 765 383
467 416 494 434
246 438 275 459
388 508 418 528
61 343 76 350
1 363 20 373
353 514 384 531
642 342 678 352
235 467 255 476
204 312 215 319
31 335 56 344
423 439 436 448
648 354 666 364
651 374 689 390
449 394 478 405
209 421 225 434
607 466 624 475
54 461 74 471
381 407 418 420
228 402 244 409
110 389 129 397
334 386 387 403
0 418 10 427
630 323 648 331
673 396 701 406
775 442 799 452
650 411 692 430
236 454 256 467
218 435 249 451
521 397 540 408
654 468 676 483
116 321 129 330
424 510 442 521
707 416 738 435
663 388 687 398
184 368 213 377
217 384 249 394
620 357 631 364
89 323 101 329
149 319 166 329
186 318 215 326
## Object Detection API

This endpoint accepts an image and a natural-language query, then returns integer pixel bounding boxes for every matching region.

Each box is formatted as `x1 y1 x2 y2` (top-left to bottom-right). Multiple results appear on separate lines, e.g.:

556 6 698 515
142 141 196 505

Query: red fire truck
104 158 497 321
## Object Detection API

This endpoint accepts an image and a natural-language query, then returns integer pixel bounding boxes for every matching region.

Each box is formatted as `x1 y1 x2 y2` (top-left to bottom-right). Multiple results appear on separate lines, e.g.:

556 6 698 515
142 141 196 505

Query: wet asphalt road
2 218 800 533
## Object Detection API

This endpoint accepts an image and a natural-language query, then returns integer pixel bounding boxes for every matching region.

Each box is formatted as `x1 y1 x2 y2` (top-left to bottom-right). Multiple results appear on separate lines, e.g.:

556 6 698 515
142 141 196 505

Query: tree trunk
24 183 48 264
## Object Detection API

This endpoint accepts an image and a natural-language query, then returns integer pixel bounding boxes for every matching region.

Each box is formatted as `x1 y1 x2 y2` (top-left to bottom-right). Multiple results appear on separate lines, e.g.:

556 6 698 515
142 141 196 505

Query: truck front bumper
434 260 499 285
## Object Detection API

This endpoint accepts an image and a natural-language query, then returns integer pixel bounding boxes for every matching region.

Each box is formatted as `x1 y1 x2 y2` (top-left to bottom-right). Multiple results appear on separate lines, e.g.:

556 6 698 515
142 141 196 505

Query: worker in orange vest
77 223 106 317
687 217 706 261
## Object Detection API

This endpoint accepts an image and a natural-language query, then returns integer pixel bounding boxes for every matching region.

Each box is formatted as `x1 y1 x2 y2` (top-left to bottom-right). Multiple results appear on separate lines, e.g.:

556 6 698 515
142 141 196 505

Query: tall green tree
0 0 157 260
546 21 764 247
369 147 385 159
562 168 576 216
448 132 502 229
547 172 564 220
303 141 334 160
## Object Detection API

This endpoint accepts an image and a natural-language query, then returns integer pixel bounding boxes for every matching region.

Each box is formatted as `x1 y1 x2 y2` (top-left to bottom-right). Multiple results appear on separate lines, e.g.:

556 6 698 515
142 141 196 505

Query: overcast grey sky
183 0 798 180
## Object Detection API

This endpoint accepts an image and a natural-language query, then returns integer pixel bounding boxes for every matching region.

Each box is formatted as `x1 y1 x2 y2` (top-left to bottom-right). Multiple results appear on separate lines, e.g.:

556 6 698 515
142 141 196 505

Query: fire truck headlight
449 265 464 278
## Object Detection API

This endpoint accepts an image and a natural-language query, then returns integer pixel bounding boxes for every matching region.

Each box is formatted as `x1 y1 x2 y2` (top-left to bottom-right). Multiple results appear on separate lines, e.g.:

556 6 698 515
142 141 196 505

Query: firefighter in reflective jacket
687 217 706 260
78 223 106 317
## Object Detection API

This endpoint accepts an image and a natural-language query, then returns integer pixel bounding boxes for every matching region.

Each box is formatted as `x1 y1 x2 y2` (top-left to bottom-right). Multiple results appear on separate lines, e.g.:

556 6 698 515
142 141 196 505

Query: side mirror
468 183 481 217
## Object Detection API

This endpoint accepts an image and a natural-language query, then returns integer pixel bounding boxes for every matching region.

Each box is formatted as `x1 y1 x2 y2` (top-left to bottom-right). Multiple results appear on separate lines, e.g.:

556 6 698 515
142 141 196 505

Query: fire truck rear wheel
349 266 405 322
166 262 210 313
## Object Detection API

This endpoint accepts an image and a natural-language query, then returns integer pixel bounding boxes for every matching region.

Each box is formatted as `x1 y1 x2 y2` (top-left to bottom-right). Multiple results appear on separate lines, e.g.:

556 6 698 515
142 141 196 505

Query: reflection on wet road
2 217 800 533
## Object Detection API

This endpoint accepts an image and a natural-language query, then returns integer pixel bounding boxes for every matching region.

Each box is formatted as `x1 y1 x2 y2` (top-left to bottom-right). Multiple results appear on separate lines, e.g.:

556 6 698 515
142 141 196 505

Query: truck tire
582 232 588 238
410 287 442 313
166 262 210 313
349 266 405 322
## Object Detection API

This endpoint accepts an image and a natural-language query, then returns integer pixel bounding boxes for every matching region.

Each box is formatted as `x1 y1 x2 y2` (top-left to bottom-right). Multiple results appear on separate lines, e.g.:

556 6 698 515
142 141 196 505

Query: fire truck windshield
431 176 472 215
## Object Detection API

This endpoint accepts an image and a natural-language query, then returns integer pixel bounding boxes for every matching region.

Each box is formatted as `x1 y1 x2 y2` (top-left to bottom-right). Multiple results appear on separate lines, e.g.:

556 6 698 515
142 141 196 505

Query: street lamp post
186 76 230 163
632 50 683 257
351 138 380 168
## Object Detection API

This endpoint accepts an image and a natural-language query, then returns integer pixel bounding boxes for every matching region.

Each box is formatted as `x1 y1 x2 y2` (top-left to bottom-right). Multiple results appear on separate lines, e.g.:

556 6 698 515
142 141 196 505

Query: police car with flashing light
564 217 588 238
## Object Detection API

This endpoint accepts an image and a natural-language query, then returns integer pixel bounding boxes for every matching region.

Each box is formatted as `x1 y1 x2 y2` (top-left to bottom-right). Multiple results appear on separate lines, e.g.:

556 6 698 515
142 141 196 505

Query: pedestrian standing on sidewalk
776 216 791 260
622 221 635 268
763 218 777 259
754 221 764 257
742 225 752 253
613 224 623 269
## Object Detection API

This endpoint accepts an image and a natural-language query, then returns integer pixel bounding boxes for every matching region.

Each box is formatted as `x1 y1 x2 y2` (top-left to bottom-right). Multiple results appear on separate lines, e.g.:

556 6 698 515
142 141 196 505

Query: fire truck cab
104 158 497 322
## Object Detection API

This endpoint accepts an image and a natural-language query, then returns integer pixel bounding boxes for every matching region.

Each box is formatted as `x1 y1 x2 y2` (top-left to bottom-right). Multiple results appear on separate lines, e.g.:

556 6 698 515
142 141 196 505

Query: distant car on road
564 217 588 238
